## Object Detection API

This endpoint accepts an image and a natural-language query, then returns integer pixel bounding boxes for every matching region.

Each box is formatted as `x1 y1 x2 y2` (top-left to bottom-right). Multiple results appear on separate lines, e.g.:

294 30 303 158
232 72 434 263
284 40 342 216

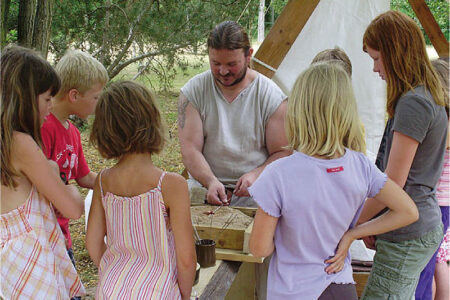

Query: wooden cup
195 239 216 268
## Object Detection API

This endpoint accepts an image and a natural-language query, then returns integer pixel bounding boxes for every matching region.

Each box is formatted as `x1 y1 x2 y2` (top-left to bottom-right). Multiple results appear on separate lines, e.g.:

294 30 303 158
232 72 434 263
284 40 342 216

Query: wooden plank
192 205 253 250
408 0 449 58
195 261 222 296
232 206 257 218
354 272 370 298
199 261 241 300
253 0 320 78
196 226 244 250
242 220 254 254
225 262 256 300
216 248 264 263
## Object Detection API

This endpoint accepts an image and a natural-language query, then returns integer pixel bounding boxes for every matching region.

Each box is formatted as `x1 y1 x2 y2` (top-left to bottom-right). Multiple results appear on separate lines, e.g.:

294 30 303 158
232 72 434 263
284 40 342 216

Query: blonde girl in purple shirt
249 62 419 299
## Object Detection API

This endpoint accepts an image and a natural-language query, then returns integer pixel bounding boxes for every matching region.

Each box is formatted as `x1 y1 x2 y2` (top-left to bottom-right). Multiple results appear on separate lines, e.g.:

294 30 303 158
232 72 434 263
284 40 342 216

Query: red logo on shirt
327 166 344 173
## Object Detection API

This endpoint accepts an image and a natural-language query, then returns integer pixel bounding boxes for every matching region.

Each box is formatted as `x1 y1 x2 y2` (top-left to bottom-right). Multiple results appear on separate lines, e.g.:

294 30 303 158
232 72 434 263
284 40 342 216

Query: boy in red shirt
41 51 108 288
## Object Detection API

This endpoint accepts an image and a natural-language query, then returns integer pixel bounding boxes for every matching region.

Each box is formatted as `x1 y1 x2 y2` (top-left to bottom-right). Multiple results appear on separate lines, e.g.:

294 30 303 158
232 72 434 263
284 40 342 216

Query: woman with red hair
359 10 447 300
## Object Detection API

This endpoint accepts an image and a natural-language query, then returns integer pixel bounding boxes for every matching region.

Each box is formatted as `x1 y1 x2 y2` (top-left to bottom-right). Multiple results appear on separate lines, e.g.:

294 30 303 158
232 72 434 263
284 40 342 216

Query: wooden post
252 0 320 78
408 0 449 58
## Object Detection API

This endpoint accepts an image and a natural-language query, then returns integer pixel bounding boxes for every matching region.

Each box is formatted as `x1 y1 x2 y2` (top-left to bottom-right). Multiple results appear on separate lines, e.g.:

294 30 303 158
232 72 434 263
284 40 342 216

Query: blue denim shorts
361 224 443 300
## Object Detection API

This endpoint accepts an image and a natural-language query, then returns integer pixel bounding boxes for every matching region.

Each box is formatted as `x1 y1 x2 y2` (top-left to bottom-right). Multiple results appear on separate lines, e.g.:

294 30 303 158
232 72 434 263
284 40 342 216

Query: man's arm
178 92 227 205
234 100 291 197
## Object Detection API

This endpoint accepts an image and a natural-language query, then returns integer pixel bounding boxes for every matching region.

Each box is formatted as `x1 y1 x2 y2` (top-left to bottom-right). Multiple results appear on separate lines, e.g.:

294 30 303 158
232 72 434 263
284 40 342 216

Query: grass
70 56 208 296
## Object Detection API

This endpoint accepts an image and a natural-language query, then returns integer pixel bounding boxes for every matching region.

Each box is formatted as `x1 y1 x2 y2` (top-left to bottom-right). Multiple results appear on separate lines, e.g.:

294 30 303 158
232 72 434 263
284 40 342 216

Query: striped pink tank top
437 148 450 206
95 171 181 299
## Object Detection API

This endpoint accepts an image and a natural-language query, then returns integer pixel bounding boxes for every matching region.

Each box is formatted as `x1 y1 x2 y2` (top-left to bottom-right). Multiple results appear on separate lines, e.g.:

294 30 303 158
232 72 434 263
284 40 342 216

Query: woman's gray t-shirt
377 86 447 241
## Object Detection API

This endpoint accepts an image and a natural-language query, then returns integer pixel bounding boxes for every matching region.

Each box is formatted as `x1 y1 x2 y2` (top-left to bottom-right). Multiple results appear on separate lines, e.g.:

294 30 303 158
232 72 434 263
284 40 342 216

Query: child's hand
324 231 354 274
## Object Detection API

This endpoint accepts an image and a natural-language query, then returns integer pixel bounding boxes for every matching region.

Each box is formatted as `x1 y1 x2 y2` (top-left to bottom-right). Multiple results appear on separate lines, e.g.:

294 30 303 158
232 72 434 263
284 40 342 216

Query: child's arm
76 171 97 189
16 132 83 218
324 178 418 274
249 209 278 258
85 174 107 267
75 138 97 189
162 173 196 300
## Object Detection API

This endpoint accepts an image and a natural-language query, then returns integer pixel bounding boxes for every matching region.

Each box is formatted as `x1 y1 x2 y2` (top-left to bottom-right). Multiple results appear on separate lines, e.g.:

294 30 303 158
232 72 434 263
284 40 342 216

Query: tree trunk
18 0 37 48
31 0 54 58
1 0 11 48
102 0 111 65
257 0 265 43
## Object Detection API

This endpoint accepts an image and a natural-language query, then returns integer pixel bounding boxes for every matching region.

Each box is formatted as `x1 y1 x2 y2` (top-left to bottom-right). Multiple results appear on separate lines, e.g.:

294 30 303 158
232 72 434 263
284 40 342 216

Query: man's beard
214 64 248 87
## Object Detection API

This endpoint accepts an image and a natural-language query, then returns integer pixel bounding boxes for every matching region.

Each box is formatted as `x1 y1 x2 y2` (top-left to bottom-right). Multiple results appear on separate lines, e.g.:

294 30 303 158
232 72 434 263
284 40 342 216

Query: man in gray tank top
178 21 289 208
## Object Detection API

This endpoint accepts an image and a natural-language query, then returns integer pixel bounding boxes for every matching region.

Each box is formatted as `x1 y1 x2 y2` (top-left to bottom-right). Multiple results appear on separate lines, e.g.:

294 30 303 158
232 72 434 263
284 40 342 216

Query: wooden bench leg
225 262 256 300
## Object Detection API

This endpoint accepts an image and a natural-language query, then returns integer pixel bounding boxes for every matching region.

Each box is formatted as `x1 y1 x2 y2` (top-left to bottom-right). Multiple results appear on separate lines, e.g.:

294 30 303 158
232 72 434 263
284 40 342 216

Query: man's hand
206 179 228 205
234 169 260 197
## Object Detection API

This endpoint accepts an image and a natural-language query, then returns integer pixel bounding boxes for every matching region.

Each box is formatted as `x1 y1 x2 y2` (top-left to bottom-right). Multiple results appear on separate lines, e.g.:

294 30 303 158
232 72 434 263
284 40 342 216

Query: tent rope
251 57 277 73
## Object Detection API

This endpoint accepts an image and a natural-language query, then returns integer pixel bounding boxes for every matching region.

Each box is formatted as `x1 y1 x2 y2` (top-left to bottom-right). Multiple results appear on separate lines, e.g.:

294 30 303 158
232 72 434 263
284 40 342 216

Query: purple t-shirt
249 150 387 299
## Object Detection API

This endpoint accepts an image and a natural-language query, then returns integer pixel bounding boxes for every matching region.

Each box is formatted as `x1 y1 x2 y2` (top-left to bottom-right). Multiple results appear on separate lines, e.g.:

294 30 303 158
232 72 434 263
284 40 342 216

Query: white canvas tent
253 0 449 160
268 0 389 162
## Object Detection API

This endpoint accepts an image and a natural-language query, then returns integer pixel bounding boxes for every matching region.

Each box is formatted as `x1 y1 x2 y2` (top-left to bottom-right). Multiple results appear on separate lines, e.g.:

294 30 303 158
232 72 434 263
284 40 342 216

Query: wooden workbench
195 260 370 299
195 260 258 300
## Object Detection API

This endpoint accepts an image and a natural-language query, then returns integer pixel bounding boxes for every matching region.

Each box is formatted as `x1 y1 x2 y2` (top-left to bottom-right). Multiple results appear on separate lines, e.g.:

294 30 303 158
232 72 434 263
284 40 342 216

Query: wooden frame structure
253 0 449 78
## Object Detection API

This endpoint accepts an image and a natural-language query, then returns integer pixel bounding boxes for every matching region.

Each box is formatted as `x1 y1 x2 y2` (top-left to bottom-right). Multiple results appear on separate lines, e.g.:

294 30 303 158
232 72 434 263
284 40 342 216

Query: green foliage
48 0 260 85
270 0 288 16
391 0 449 44
3 0 448 86
3 0 262 85
3 0 18 45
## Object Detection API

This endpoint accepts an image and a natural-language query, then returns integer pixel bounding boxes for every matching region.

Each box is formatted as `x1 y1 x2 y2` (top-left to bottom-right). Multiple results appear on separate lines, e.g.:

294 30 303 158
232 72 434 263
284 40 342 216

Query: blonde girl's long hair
286 62 365 158
363 10 444 118
1 45 60 188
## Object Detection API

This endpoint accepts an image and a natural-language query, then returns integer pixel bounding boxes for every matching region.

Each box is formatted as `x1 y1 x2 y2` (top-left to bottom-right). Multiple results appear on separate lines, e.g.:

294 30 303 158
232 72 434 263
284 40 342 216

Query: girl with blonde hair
248 62 418 299
360 11 447 299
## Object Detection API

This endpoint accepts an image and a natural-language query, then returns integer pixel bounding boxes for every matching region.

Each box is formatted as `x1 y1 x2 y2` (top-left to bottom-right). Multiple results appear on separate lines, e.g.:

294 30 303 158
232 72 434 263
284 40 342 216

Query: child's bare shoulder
10 132 45 175
160 172 189 207
12 132 40 155
162 172 188 189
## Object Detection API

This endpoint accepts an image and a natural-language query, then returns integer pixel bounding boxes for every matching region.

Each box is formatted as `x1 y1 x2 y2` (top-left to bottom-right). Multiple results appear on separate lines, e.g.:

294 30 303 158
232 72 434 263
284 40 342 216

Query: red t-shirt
41 113 90 249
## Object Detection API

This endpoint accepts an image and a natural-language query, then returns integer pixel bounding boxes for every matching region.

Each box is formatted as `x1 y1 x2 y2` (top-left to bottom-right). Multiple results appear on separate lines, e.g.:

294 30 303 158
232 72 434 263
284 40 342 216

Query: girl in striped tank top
86 81 196 300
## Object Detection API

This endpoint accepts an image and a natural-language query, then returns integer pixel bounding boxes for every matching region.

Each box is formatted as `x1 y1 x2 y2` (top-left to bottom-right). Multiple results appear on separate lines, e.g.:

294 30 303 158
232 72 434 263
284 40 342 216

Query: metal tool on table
217 214 237 237
192 217 201 242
